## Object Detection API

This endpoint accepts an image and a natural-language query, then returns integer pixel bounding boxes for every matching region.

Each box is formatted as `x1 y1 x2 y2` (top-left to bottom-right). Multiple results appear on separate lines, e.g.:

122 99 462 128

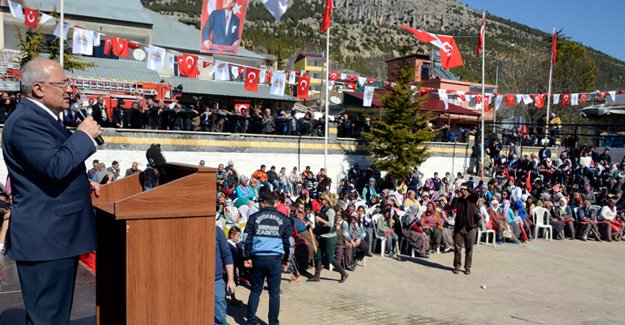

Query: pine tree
364 66 437 177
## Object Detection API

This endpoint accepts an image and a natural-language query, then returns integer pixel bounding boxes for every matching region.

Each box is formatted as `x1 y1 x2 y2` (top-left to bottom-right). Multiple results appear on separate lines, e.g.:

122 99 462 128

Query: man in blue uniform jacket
2 58 103 324
202 0 241 48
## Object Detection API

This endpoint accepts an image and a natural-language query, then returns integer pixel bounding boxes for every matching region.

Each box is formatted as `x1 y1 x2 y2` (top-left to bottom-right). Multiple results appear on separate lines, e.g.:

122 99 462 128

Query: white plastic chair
476 214 496 247
371 214 399 257
531 207 552 240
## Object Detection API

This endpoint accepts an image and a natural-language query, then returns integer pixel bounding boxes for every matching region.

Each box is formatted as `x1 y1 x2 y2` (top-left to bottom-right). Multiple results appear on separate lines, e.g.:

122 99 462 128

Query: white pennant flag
259 0 289 22
259 69 266 84
72 29 94 56
324 80 335 88
571 93 579 105
340 73 347 80
214 60 230 81
357 76 367 87
608 90 617 102
93 33 101 46
288 71 296 85
53 22 72 39
363 86 375 107
495 95 503 111
40 13 54 25
167 53 176 72
553 94 560 105
438 89 449 110
515 94 523 104
466 95 475 108
522 94 533 105
230 66 240 79
8 0 24 19
270 71 287 96
146 46 166 72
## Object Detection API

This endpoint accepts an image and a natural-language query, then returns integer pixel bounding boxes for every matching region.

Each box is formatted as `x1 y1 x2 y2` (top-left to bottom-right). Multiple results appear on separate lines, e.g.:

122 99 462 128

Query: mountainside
142 0 625 92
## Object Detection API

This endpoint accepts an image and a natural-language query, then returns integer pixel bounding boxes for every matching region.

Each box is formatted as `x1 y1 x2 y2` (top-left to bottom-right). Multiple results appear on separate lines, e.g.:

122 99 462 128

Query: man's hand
232 40 241 47
244 260 253 268
226 280 236 295
90 181 101 197
77 116 102 139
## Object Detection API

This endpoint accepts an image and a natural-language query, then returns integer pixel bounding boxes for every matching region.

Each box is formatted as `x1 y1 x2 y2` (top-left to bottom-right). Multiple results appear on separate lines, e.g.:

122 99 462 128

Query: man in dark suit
2 58 102 324
202 0 241 48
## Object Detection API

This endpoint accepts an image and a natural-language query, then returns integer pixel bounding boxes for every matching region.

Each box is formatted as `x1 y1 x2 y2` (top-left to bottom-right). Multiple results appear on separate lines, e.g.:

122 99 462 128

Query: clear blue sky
460 0 625 62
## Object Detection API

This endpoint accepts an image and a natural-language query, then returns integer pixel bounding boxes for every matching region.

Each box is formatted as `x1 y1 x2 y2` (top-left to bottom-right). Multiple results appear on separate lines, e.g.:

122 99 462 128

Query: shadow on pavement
0 308 95 325
397 255 454 271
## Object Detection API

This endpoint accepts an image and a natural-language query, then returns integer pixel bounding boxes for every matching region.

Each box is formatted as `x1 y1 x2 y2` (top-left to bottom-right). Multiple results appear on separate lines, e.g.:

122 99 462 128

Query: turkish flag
103 36 113 56
346 83 356 91
600 92 606 101
111 37 130 57
177 53 200 78
297 77 310 99
437 35 464 69
475 94 483 104
477 18 485 55
266 72 273 84
534 94 544 109
238 66 245 77
561 94 570 106
580 93 587 105
244 67 260 92
203 61 212 68
525 172 532 192
321 0 333 33
551 30 557 66
24 7 39 29
329 71 339 81
128 42 141 50
366 78 376 84
505 94 515 106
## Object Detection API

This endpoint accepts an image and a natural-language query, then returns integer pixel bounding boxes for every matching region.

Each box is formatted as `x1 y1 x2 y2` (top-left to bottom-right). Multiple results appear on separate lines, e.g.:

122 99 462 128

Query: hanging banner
200 0 249 55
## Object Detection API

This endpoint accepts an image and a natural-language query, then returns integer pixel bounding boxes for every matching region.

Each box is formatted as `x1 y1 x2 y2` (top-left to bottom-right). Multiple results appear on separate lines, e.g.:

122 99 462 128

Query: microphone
71 105 105 146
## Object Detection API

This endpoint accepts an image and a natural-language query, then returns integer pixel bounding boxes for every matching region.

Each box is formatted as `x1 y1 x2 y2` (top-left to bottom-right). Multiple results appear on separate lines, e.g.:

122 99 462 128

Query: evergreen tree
364 66 437 177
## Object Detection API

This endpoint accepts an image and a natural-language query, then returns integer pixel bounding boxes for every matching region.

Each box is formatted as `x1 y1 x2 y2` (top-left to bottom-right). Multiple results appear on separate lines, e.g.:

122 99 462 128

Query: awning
344 90 480 116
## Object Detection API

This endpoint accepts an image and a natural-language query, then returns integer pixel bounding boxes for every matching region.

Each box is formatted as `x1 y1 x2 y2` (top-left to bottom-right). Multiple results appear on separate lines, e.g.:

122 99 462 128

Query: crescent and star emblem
27 13 36 23
300 80 308 90
186 56 195 69
248 72 256 83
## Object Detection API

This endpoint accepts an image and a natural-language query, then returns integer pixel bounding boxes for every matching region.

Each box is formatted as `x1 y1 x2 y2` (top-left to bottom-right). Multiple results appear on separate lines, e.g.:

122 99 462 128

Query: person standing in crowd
243 191 292 325
308 192 349 283
450 184 479 275
2 58 102 324
214 223 236 325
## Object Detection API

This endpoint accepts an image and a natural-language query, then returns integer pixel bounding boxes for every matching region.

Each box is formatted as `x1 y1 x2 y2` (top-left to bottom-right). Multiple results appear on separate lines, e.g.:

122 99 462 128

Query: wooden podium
92 163 216 325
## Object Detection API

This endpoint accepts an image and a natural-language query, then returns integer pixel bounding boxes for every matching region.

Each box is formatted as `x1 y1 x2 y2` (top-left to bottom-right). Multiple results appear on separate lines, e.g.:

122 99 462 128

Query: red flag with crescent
24 7 39 29
244 67 260 92
599 92 606 101
321 0 333 33
505 94 515 106
477 17 485 55
111 37 130 57
329 71 338 81
297 76 310 99
561 93 570 106
534 94 545 109
580 93 587 105
178 53 200 78
103 36 113 56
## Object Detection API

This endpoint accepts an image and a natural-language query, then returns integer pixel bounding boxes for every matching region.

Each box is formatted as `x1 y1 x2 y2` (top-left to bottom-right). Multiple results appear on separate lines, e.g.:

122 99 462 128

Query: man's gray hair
20 58 56 95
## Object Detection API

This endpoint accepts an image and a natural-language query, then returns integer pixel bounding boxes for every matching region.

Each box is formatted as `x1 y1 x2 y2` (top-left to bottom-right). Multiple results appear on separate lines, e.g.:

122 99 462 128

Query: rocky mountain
142 0 625 92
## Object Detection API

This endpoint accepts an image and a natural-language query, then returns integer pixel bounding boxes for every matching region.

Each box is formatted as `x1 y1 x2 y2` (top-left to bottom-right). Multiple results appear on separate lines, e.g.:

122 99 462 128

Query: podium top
92 162 216 220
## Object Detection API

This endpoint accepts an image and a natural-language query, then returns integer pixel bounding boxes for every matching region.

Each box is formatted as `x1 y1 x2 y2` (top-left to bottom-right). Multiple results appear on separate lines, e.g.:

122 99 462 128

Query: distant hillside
142 0 625 92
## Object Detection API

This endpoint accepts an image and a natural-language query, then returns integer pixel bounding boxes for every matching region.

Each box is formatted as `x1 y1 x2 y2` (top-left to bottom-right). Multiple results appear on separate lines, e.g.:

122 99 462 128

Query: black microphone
71 105 105 146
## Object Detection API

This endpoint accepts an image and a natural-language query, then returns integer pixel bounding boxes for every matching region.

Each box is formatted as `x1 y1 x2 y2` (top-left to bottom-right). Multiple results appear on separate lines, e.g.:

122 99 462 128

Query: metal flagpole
492 65 498 132
60 0 64 67
480 11 485 180
324 26 330 170
545 27 555 144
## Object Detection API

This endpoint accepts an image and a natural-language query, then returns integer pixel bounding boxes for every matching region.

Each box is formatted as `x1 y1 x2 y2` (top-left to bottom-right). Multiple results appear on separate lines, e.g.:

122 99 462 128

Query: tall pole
60 0 64 67
492 65 498 132
323 26 330 170
480 11 485 180
545 27 555 144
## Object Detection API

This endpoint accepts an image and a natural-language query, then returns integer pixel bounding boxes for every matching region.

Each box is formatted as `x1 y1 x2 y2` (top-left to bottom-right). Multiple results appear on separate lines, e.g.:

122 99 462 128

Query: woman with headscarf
421 201 447 253
554 197 575 239
400 204 430 257
291 204 315 282
236 175 255 200
403 190 420 210
308 192 349 283
362 178 378 204
296 188 313 211
544 201 565 240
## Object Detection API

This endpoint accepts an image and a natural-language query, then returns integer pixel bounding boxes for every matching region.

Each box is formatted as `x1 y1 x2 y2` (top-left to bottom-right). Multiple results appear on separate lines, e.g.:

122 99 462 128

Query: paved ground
1 239 625 325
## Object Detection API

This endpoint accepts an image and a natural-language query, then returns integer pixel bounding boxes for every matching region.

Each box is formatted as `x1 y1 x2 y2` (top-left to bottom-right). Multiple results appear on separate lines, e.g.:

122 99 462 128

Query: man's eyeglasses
38 79 72 89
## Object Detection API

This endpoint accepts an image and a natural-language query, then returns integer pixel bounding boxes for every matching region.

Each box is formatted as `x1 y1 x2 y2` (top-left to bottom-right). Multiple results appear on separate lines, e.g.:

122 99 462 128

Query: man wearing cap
225 160 239 189
450 183 479 275
243 191 292 325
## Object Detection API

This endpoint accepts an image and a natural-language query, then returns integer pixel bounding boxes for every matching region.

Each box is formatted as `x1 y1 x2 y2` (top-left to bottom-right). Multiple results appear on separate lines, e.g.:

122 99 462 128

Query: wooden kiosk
92 163 216 325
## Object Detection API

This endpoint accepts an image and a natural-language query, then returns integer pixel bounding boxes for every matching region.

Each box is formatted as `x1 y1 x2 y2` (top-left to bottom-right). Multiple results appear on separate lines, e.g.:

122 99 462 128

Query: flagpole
545 27 555 144
60 0 64 67
480 11 485 180
324 26 330 170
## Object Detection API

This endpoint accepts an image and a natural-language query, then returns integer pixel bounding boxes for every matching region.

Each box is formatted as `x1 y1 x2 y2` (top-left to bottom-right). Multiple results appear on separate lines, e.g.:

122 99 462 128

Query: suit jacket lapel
22 98 72 138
